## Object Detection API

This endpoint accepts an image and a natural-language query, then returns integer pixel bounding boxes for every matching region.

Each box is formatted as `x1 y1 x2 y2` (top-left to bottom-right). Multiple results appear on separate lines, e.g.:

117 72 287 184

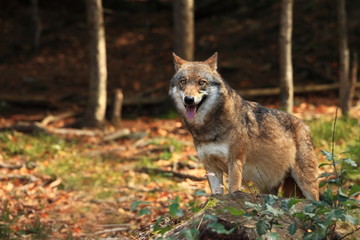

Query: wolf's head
169 53 225 122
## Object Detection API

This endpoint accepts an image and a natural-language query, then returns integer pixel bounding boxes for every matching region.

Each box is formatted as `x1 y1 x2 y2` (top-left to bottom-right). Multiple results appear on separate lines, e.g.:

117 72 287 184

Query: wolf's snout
184 96 195 105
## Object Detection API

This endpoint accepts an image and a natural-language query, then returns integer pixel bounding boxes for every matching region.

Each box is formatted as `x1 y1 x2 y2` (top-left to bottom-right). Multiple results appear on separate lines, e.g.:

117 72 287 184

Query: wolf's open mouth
184 96 207 119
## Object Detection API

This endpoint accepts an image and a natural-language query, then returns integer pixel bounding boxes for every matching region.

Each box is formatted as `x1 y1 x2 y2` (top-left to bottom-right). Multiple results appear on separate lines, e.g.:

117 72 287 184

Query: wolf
169 52 319 201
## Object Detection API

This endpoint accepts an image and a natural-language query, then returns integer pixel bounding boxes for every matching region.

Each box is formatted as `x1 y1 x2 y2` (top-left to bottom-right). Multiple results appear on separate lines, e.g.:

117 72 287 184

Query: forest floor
0 97 359 239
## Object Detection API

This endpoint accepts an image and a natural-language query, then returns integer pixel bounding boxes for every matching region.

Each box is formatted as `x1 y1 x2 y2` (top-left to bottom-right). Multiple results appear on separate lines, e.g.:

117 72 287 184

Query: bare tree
31 0 41 53
337 0 351 116
110 88 123 127
83 0 107 127
279 0 294 113
349 53 358 107
173 0 194 61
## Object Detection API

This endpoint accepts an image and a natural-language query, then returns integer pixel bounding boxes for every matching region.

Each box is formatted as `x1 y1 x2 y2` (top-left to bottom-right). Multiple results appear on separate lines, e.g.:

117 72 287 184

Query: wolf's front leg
206 168 224 194
228 160 243 193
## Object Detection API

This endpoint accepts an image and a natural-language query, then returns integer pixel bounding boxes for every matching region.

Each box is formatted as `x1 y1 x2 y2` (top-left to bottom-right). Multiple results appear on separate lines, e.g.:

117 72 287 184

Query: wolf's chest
196 143 229 171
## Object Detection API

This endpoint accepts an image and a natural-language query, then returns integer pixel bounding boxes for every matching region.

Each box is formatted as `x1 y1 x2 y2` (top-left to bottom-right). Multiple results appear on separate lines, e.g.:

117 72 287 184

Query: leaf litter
0 99 359 239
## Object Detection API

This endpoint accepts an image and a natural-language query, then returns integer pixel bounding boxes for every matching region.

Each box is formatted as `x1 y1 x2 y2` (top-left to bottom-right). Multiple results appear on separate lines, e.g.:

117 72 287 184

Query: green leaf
256 219 271 236
245 201 260 210
337 188 349 202
303 232 322 240
342 214 358 225
318 162 331 168
138 208 151 216
203 214 218 222
288 223 297 235
328 177 341 185
264 232 279 240
169 202 183 217
321 150 334 161
154 225 173 235
341 199 360 209
318 172 336 179
280 198 302 211
293 211 306 221
224 206 245 216
265 195 278 206
188 201 201 213
131 200 143 212
152 216 163 232
304 204 316 213
322 188 336 206
349 184 360 197
319 181 328 188
326 208 344 225
343 158 357 167
194 190 206 196
264 204 283 217
208 222 234 235
181 228 200 240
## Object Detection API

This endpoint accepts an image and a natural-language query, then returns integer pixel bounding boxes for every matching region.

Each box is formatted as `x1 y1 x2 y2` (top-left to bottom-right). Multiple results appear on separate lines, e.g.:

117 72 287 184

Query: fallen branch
41 110 78 126
0 174 39 182
46 127 102 136
166 162 197 170
94 227 129 235
3 82 357 110
137 167 206 182
0 121 48 133
121 83 360 106
0 162 24 170
103 128 131 141
238 82 360 97
0 121 103 137
340 226 360 240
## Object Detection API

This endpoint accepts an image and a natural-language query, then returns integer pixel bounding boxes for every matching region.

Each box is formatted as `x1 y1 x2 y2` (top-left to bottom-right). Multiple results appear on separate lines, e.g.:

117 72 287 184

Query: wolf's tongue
185 106 196 119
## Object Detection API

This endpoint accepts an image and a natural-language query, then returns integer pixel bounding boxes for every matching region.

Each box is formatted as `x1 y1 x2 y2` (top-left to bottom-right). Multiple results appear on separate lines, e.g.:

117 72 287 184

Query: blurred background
1 0 359 120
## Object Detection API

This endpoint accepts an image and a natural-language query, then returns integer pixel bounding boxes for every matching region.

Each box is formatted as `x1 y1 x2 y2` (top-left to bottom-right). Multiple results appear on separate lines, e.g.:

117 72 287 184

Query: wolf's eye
180 79 186 85
198 80 207 86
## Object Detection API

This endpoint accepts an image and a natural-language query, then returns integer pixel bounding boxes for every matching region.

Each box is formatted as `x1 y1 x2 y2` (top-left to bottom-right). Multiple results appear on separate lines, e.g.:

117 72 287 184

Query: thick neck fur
183 81 244 145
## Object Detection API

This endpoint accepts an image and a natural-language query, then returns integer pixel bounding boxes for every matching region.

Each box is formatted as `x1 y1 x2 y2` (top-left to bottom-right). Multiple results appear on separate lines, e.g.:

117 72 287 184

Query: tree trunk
337 0 351 116
279 0 294 113
110 88 123 127
31 0 41 53
173 0 194 61
349 53 358 106
84 0 108 128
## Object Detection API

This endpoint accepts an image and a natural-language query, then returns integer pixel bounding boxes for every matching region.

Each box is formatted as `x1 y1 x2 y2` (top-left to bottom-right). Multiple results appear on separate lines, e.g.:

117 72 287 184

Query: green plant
0 131 70 162
308 117 359 154
0 201 51 240
20 217 50 240
131 200 152 217
0 200 17 240
299 150 359 239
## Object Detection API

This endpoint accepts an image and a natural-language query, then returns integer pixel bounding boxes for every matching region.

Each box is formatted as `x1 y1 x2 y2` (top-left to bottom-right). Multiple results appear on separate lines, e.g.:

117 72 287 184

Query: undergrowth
308 117 359 160
131 116 360 240
133 150 359 239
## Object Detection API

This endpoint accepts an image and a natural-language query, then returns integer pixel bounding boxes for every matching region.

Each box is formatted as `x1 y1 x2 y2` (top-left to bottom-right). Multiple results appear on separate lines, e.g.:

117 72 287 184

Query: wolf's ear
172 53 187 71
204 52 218 71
